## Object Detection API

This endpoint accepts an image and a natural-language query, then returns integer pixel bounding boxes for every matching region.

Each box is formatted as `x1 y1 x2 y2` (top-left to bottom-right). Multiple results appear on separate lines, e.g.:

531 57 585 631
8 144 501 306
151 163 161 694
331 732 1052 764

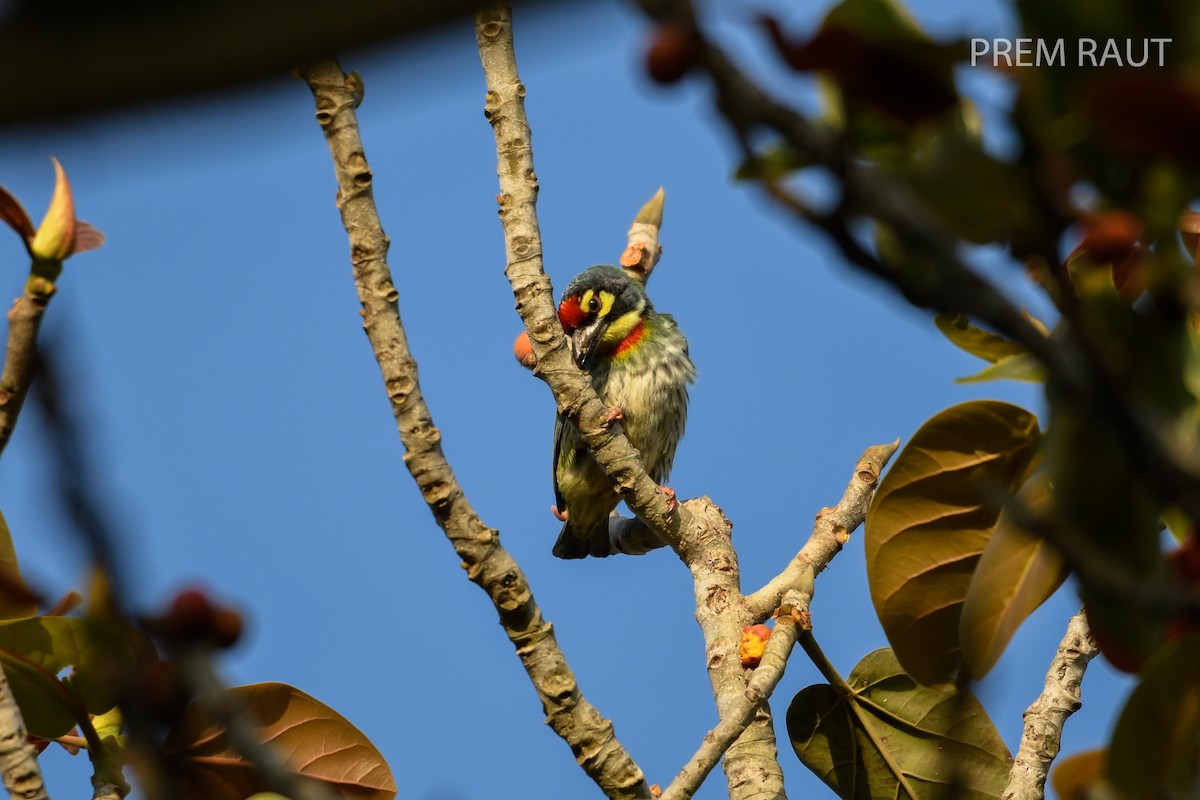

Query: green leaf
0 510 40 620
902 115 1036 245
0 616 150 738
934 313 1026 363
866 400 1040 684
954 352 1046 384
1162 505 1192 545
735 142 811 181
959 475 1069 678
1106 633 1200 797
787 648 1012 799
165 682 397 800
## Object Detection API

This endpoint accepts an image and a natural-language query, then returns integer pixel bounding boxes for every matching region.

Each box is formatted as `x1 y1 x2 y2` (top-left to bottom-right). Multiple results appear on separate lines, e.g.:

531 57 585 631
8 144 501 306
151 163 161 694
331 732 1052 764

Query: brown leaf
1051 749 1106 800
165 682 396 800
959 475 1068 679
865 401 1040 685
0 184 34 246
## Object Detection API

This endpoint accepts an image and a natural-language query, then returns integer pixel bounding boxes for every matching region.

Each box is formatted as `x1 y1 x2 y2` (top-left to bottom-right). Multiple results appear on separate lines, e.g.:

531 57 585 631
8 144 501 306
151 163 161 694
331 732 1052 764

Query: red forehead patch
558 295 586 332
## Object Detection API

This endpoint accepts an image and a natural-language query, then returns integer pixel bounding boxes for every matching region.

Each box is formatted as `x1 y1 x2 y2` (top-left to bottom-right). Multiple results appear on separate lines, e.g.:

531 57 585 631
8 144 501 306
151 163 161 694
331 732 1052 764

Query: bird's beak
572 317 610 370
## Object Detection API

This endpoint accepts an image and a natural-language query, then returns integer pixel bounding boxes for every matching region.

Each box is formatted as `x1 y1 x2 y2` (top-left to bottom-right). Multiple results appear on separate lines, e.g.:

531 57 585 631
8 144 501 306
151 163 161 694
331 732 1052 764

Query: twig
0 279 54 458
300 55 651 800
0 661 49 800
746 441 898 620
620 188 665 284
661 591 807 800
1002 611 1099 800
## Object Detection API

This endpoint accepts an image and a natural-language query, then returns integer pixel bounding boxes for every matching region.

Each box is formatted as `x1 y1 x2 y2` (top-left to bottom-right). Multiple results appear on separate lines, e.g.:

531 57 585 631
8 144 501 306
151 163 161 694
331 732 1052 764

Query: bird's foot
602 406 624 427
657 485 678 513
551 505 569 522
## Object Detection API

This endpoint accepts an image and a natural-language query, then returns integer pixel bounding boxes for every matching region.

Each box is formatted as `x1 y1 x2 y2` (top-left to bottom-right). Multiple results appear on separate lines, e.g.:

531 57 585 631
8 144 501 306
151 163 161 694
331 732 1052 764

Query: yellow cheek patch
601 309 643 346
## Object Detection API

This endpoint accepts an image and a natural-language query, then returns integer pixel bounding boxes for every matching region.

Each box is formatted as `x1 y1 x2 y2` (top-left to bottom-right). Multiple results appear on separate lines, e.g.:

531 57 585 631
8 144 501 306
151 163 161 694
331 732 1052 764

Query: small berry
167 588 217 642
1079 211 1142 264
646 23 695 84
738 624 772 668
212 609 244 649
513 331 535 369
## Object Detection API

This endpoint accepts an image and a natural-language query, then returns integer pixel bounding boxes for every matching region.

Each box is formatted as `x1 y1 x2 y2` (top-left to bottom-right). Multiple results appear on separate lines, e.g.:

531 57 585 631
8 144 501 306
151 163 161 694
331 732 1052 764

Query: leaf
1106 633 1200 797
0 510 40 620
959 475 1068 678
0 616 151 738
787 647 1012 799
954 352 1046 384
934 313 1026 363
1051 749 1107 800
165 682 397 800
734 142 811 181
865 400 1040 684
1162 505 1192 545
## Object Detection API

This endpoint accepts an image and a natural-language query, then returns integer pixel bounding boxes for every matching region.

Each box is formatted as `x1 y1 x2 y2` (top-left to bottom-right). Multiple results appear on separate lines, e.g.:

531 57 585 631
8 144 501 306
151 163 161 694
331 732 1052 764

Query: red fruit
168 588 217 642
646 23 695 84
738 624 773 668
212 609 244 649
1079 211 1143 264
513 331 535 369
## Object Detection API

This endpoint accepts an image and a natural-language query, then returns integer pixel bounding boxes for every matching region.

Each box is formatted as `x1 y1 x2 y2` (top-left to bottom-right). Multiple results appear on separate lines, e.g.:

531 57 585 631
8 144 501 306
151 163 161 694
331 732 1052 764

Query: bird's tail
552 517 612 559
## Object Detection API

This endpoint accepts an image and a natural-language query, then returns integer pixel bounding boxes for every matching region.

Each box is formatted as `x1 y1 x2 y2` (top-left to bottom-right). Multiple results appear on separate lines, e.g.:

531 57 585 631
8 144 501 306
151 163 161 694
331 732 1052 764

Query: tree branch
476 6 686 555
301 55 650 800
475 8 792 795
0 279 55 458
661 590 807 800
746 441 898 620
0 662 49 800
1002 611 1099 800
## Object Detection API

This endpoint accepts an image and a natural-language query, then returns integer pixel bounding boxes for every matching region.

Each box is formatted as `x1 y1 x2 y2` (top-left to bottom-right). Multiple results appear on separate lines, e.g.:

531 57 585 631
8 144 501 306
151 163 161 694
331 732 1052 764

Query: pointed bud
29 158 77 261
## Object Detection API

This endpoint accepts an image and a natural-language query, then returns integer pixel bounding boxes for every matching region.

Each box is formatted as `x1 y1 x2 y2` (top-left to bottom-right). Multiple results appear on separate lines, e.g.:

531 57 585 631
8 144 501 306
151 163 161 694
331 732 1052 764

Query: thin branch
671 496 788 800
620 188 665 284
0 278 54 458
0 661 49 800
661 591 808 800
300 55 650 800
1002 611 1099 800
746 441 898 620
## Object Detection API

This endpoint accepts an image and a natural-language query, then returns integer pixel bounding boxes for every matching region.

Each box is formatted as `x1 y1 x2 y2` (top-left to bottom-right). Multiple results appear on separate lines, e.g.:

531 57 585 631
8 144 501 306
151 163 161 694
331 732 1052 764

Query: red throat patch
558 296 586 332
612 319 646 357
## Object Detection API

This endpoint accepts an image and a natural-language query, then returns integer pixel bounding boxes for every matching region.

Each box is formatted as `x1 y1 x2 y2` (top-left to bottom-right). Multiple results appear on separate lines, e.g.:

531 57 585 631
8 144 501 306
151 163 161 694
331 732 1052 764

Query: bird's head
557 265 650 369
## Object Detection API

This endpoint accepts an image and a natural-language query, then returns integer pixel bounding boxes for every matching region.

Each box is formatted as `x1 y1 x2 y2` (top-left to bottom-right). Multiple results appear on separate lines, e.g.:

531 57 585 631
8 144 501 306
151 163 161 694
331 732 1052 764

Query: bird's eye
588 295 601 313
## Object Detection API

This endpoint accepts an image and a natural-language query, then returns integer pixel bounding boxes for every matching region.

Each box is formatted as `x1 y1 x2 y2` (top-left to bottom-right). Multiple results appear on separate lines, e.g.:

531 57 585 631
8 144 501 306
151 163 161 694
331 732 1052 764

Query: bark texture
302 55 649 800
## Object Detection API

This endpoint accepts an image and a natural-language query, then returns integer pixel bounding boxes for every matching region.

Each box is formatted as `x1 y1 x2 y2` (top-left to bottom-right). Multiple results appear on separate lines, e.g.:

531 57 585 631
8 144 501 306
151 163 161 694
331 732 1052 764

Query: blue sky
0 1 1134 798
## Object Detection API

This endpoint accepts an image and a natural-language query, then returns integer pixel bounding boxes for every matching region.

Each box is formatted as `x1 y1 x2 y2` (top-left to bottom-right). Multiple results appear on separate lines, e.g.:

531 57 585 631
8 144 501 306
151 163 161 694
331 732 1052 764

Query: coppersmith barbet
550 265 695 558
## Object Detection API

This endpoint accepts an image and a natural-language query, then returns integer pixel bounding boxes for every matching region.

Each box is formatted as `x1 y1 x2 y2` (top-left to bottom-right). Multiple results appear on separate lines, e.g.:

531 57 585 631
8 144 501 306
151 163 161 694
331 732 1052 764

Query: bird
550 264 695 558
